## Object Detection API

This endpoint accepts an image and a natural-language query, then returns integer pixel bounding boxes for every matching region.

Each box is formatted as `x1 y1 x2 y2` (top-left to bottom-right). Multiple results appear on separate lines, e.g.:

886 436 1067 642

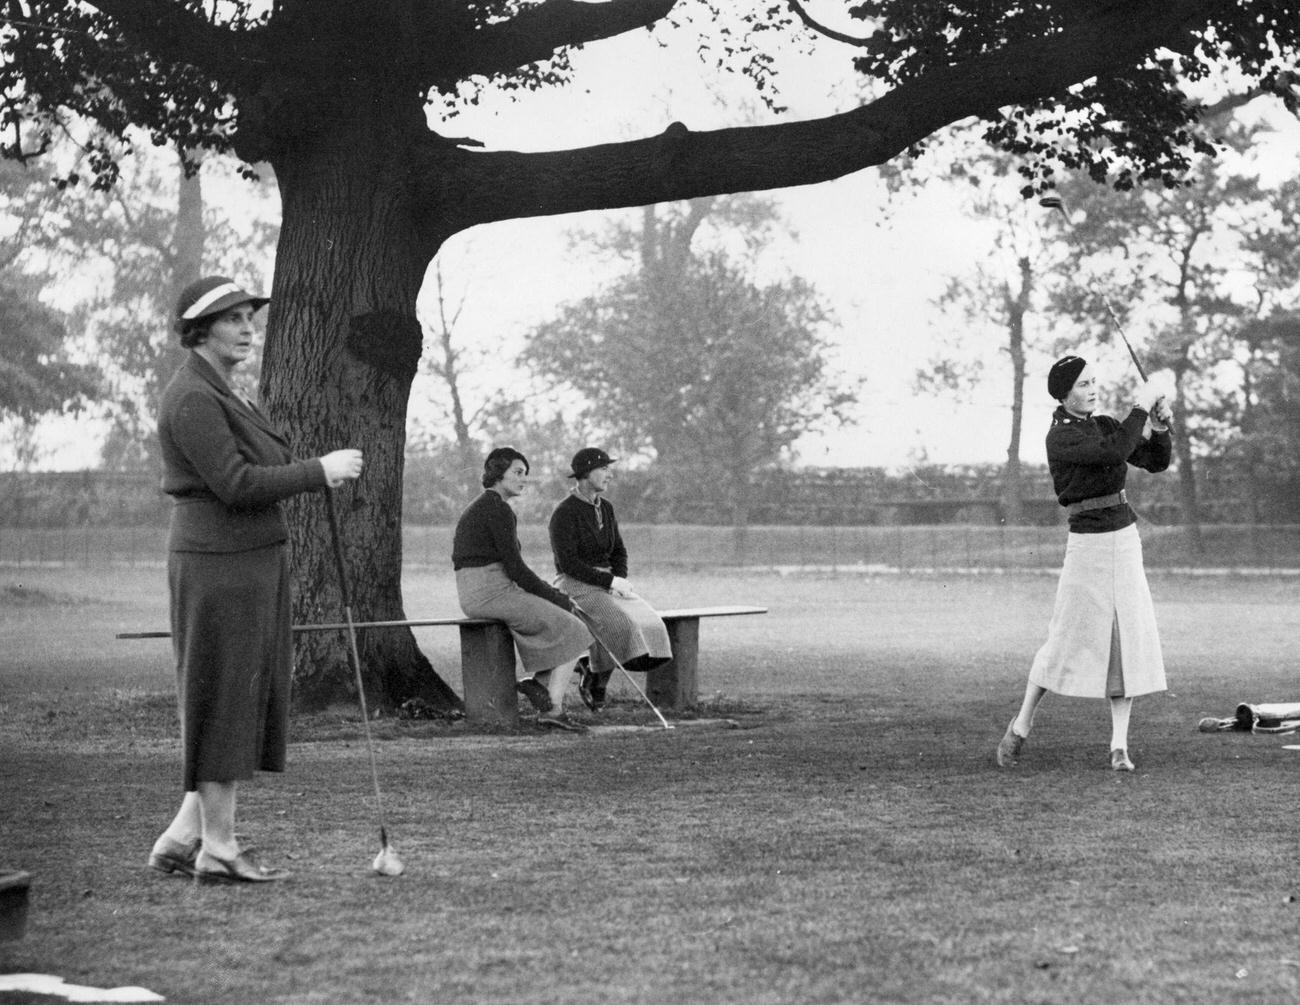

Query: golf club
324 486 405 877
571 604 674 730
1039 194 1174 432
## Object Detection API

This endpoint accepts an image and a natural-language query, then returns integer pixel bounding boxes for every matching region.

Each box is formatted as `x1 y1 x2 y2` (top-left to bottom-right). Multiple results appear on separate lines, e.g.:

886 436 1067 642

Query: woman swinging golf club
452 447 593 731
148 276 363 884
996 354 1173 772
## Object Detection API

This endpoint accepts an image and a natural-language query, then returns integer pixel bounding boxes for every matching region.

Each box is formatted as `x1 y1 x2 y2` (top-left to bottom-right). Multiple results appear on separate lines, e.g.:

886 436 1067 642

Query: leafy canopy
3 1 1298 197
839 0 1299 193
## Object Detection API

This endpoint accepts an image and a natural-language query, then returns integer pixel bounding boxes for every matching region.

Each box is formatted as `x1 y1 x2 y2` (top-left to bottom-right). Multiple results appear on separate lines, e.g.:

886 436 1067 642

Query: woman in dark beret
997 354 1173 772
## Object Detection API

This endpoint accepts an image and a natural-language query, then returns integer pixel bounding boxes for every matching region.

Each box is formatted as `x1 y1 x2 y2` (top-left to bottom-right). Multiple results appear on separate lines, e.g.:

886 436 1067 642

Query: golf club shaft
573 605 673 730
1101 298 1150 382
1041 195 1174 432
325 487 391 845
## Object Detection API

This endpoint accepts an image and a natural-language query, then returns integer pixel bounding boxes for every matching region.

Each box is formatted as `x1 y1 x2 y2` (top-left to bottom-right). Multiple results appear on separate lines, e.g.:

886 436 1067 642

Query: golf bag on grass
1197 703 1300 734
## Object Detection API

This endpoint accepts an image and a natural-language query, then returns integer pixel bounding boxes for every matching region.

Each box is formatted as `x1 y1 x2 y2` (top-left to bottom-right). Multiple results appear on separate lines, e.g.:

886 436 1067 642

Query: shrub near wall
0 459 1283 529
0 471 168 527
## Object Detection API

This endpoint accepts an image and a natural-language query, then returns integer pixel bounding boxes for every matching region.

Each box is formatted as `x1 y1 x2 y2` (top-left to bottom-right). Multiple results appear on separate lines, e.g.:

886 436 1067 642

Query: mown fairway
2 565 1299 1004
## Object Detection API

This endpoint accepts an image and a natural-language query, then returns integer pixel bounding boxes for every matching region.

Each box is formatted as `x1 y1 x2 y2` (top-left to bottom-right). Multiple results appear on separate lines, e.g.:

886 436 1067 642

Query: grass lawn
2 566 1300 1004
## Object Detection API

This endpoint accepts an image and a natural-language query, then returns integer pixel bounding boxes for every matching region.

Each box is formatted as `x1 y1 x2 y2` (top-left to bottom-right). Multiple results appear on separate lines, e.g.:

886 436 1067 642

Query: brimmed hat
567 447 616 480
174 276 270 334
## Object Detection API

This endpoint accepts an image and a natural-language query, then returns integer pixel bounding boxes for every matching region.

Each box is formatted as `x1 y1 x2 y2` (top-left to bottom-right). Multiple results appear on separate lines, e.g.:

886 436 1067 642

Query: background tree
0 159 102 465
1213 176 1300 524
60 152 276 470
4 1 1297 709
1 130 278 469
523 197 858 552
913 153 1070 525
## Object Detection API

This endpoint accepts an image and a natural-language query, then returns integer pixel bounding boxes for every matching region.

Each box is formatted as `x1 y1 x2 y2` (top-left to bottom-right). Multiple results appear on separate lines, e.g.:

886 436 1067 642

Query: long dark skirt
169 545 292 791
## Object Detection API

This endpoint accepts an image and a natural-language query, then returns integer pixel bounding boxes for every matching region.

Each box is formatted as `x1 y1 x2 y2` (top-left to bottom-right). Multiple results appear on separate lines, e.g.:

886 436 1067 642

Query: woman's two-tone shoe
147 836 201 878
194 849 289 884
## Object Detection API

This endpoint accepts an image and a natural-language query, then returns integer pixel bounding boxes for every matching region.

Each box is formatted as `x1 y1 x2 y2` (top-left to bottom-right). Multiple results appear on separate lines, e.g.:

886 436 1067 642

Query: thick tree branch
425 0 1217 232
435 0 678 83
1200 71 1300 121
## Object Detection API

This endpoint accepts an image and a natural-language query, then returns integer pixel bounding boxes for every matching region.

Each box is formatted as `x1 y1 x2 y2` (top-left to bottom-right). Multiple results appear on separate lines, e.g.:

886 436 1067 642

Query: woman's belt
1067 489 1127 514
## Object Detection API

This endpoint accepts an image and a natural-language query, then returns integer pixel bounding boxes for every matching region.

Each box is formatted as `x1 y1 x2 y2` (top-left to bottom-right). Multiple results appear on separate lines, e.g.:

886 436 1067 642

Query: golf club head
1038 195 1071 223
372 842 405 877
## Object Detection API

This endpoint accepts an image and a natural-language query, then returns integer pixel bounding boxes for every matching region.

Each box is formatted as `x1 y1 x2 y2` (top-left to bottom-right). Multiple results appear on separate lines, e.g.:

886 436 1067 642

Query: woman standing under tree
148 276 364 884
997 354 1173 772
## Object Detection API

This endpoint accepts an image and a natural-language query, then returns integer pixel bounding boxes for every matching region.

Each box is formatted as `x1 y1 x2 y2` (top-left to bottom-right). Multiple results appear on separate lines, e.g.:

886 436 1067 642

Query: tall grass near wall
3 523 1299 571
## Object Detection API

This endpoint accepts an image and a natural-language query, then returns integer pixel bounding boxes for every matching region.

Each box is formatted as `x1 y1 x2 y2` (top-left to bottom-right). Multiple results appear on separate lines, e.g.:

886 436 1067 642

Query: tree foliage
523 200 857 525
0 159 102 435
0 273 100 426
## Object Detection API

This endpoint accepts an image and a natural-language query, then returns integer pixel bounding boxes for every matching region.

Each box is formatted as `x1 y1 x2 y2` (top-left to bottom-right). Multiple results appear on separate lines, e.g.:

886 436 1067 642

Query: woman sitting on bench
548 447 672 711
452 446 592 731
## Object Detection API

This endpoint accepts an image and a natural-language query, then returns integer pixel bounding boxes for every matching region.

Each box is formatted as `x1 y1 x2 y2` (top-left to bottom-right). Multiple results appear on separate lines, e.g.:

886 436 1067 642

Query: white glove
320 449 364 487
1133 382 1162 414
609 576 635 598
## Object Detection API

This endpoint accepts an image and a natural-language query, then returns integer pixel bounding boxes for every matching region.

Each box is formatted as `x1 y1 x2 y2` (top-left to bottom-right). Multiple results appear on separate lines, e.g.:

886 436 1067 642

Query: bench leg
460 622 519 727
648 618 699 711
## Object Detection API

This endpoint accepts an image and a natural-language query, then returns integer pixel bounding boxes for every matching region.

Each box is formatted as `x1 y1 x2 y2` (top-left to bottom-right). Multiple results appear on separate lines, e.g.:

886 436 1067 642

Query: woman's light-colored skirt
1029 524 1166 698
556 573 672 674
456 563 590 674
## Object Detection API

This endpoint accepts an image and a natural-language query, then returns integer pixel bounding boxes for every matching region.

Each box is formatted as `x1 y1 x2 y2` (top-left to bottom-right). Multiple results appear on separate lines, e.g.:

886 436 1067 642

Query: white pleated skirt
1028 524 1167 698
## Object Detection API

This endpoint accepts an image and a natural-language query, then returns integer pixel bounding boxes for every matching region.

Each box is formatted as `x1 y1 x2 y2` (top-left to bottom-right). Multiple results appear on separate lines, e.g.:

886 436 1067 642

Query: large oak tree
3 0 1295 709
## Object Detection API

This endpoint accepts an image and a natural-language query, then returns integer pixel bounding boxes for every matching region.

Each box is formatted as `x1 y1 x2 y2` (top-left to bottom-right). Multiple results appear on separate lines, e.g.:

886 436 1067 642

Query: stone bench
392 605 767 726
119 605 767 727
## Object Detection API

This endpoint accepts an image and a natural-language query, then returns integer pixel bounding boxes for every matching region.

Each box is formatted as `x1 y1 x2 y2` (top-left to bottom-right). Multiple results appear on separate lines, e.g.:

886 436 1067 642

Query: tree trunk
161 161 204 395
262 112 460 713
1000 258 1031 525
1170 366 1203 555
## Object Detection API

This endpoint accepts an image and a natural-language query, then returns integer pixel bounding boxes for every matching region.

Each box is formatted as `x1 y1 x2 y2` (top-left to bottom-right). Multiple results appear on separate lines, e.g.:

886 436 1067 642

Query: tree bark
262 100 459 711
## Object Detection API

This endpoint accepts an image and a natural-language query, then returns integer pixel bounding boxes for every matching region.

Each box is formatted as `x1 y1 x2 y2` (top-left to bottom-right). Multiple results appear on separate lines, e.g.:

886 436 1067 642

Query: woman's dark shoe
537 710 587 733
516 677 553 713
194 850 289 885
577 659 604 712
148 837 201 878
